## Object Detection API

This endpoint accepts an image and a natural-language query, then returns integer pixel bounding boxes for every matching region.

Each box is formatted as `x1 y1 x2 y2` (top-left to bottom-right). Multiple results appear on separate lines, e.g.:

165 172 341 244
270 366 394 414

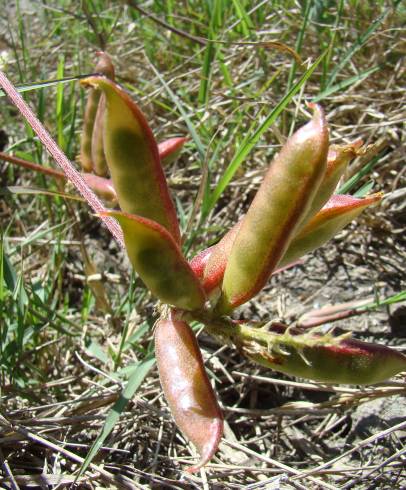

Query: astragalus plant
74 53 406 472
2 52 405 473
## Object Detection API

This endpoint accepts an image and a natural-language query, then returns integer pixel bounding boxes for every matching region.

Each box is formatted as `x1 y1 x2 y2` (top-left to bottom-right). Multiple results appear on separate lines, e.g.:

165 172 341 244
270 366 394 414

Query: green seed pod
81 76 181 244
278 193 382 267
79 52 115 172
102 210 205 311
304 139 363 220
218 104 329 312
248 327 406 385
91 95 109 177
206 321 406 385
155 316 223 473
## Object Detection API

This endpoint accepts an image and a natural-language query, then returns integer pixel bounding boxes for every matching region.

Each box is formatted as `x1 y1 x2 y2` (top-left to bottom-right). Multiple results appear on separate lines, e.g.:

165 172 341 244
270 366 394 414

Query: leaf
77 357 155 480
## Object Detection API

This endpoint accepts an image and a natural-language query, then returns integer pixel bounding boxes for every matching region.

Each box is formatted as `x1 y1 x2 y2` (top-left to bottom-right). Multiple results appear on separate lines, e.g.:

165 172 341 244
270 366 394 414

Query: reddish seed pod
189 245 215 280
158 137 188 165
155 317 223 472
81 173 117 204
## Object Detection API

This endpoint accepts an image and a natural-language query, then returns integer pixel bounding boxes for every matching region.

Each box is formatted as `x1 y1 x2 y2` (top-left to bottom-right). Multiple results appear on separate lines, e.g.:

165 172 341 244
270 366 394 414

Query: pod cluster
78 54 406 472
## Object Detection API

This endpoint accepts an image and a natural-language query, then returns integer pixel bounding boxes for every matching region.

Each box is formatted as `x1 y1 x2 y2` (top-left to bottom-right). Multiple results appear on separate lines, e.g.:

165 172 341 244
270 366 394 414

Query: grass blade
313 65 380 102
338 149 388 195
326 5 391 88
205 51 327 214
231 0 254 36
56 55 65 151
77 357 155 479
286 0 312 92
0 74 96 97
148 59 206 161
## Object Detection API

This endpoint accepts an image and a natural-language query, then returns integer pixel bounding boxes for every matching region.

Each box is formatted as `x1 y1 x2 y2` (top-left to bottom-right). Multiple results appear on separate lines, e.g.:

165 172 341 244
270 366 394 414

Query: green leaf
77 357 155 480
312 65 380 103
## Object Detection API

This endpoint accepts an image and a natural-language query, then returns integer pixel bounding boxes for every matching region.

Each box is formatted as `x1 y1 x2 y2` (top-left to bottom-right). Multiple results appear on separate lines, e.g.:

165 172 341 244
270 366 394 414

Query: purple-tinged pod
278 193 382 267
298 298 373 328
202 220 242 293
102 210 205 310
155 317 223 472
242 323 406 384
158 137 188 166
304 139 363 220
79 52 115 172
81 76 181 244
81 173 117 204
218 104 329 312
189 246 215 280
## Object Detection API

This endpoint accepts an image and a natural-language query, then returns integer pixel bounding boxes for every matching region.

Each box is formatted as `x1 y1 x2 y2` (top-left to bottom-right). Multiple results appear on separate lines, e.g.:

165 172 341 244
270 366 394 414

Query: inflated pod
191 191 379 295
202 220 242 293
81 76 181 244
158 137 188 166
304 139 363 220
79 52 115 172
218 104 329 312
155 317 223 472
278 193 382 267
209 321 406 385
91 95 109 176
245 325 406 384
189 246 215 280
81 173 117 204
102 210 205 311
190 141 363 294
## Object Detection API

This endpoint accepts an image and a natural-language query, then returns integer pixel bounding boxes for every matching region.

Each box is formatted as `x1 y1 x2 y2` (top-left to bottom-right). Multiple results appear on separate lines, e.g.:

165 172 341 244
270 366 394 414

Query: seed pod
91 95 109 177
219 104 329 312
189 245 215 280
81 76 181 244
81 173 117 204
155 317 223 472
210 321 406 385
278 193 382 267
102 210 205 311
79 52 115 172
245 325 406 384
158 137 187 166
202 220 242 293
304 139 363 220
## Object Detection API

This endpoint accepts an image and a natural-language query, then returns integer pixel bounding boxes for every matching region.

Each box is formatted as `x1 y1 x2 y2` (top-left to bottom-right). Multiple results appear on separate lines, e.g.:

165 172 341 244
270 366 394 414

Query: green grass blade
198 15 216 106
56 55 65 151
353 180 374 198
321 0 344 89
360 290 406 311
326 6 391 88
205 51 327 214
76 357 155 480
4 185 84 202
313 65 380 102
286 0 312 92
148 60 206 161
338 149 388 195
231 0 254 36
0 74 96 98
